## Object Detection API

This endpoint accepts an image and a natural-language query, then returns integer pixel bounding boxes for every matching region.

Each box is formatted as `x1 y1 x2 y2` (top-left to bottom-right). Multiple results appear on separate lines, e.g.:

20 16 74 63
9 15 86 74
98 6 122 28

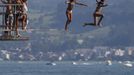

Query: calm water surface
0 61 133 75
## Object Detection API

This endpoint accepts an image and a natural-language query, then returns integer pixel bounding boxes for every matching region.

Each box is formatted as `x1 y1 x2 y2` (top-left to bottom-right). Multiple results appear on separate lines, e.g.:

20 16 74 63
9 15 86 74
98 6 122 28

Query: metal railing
0 3 29 40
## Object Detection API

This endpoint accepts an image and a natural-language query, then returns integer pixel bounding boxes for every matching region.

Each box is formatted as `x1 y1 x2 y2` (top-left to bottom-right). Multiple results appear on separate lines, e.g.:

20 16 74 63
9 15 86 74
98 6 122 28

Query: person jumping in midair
84 0 108 27
65 0 87 31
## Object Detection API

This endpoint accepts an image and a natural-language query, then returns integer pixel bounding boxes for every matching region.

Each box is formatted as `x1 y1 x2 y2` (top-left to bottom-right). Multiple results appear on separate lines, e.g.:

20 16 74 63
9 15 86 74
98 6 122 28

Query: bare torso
66 2 75 11
94 2 104 14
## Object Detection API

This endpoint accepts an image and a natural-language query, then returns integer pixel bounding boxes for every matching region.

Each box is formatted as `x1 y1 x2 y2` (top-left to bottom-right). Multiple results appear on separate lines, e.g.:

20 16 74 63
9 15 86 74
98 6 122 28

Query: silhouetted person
1 0 13 37
14 0 23 37
1 0 13 30
84 0 108 27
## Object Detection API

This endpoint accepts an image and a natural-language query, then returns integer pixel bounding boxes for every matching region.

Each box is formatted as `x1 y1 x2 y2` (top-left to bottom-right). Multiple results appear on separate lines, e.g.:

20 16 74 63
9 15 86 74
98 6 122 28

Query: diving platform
0 35 29 41
0 3 29 41
0 25 25 28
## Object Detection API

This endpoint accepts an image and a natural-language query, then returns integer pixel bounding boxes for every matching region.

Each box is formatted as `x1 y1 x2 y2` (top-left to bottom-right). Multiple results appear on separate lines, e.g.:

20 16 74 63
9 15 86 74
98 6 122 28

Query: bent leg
15 15 20 37
93 13 97 25
97 14 104 26
83 13 96 27
22 14 27 30
83 13 98 26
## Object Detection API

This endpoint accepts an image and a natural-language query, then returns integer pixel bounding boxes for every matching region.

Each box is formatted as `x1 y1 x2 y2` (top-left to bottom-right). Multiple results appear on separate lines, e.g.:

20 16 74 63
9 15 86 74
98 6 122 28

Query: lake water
0 61 134 75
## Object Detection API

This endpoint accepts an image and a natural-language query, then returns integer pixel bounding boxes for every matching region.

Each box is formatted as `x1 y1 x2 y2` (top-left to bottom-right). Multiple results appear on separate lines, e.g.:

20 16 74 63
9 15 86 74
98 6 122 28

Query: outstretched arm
100 4 108 7
75 2 88 7
103 4 108 7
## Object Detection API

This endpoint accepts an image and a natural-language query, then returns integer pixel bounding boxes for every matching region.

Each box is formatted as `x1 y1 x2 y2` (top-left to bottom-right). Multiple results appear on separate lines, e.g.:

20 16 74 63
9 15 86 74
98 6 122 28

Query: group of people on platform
0 0 28 37
65 0 108 31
